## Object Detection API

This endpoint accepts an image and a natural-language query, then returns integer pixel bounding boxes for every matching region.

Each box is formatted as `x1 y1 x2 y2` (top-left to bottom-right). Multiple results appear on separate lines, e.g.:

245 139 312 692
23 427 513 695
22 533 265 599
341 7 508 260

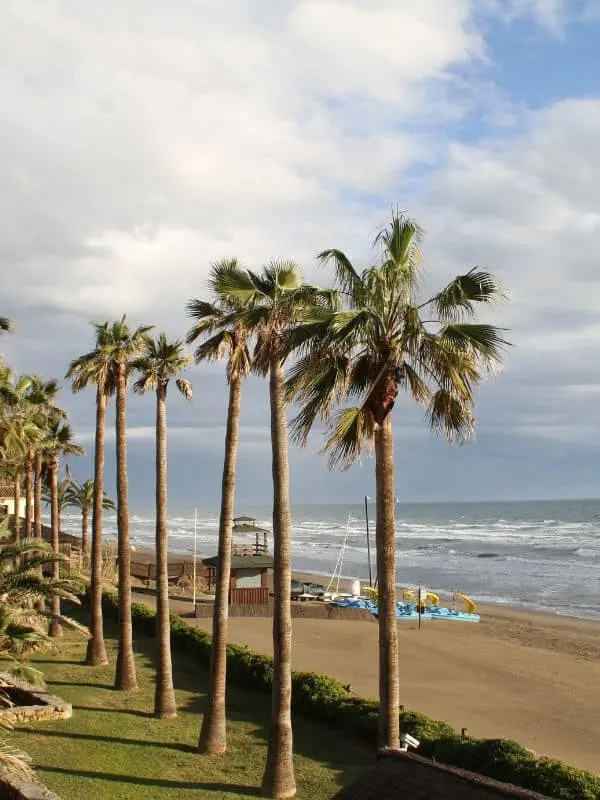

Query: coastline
125 542 600 625
81 535 600 772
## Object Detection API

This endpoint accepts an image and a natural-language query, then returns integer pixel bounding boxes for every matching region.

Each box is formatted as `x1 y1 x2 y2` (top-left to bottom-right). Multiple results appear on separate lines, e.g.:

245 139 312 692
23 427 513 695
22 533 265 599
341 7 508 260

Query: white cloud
3 1 600 501
1 0 483 326
419 97 600 446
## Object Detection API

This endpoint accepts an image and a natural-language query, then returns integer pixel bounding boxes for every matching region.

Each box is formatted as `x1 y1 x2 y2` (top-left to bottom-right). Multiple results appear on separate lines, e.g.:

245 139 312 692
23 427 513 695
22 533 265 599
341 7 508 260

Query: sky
2 0 600 509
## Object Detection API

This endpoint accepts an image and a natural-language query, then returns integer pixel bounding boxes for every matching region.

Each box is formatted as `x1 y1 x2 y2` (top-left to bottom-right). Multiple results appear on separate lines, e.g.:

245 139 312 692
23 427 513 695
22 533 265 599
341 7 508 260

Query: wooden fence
229 586 269 605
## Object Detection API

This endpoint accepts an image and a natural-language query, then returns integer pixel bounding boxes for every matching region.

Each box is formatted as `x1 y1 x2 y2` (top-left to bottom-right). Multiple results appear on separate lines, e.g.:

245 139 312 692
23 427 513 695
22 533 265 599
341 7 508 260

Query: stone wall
195 600 374 622
0 775 61 800
0 672 72 727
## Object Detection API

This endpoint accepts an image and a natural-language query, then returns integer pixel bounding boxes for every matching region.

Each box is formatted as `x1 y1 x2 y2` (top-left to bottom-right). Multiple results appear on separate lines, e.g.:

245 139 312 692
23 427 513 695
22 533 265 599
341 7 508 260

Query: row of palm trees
1 211 508 799
186 212 507 797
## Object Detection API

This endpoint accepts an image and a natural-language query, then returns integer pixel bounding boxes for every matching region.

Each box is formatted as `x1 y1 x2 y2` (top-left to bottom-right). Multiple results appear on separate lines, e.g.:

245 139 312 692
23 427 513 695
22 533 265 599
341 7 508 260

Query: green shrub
91 591 600 800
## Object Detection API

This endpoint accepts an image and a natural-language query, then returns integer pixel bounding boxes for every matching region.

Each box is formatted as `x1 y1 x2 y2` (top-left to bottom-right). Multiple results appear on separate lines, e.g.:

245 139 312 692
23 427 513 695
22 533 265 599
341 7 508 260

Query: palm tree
214 261 333 798
66 321 117 666
287 211 508 749
186 259 252 754
104 316 153 690
0 318 12 334
42 413 84 637
25 378 63 544
132 333 192 718
65 479 115 561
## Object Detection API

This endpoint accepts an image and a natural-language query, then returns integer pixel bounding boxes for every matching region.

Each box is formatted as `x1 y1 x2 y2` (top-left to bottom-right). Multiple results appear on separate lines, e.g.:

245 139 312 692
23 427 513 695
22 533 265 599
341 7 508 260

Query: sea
57 499 600 621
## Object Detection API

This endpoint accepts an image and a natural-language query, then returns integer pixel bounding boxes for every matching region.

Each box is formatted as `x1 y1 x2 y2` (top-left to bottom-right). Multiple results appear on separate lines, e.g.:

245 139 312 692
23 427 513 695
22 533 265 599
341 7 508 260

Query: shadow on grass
72 705 154 718
40 766 261 795
38 602 372 796
29 728 198 753
47 680 111 690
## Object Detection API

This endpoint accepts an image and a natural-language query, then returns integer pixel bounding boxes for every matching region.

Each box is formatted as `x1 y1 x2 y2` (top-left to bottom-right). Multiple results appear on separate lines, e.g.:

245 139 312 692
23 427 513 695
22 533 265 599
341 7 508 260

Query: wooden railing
231 542 267 557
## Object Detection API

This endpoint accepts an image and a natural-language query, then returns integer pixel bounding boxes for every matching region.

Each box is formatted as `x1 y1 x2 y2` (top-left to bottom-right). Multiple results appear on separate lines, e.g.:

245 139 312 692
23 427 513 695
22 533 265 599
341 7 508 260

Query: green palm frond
186 259 254 384
397 363 431 406
440 324 509 369
192 330 233 364
317 249 365 299
287 354 350 444
324 406 375 470
429 269 507 321
65 478 111 511
213 266 262 303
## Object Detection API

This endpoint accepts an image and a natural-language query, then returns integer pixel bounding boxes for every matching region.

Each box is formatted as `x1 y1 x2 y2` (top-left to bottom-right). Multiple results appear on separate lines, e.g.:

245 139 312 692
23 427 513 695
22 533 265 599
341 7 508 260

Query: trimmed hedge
98 592 600 800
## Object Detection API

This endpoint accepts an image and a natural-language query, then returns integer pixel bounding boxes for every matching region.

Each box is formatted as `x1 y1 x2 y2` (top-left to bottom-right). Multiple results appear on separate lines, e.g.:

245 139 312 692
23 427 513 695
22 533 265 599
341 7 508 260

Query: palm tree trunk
199 375 242 753
33 452 44 613
261 357 296 800
48 457 62 638
154 382 176 718
13 471 21 543
114 364 137 690
81 508 89 560
86 386 108 666
24 460 33 540
374 416 399 749
33 453 42 540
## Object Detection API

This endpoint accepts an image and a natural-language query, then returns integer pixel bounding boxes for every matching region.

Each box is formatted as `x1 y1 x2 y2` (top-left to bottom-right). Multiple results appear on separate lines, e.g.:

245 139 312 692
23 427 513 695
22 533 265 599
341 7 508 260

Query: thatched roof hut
331 751 555 800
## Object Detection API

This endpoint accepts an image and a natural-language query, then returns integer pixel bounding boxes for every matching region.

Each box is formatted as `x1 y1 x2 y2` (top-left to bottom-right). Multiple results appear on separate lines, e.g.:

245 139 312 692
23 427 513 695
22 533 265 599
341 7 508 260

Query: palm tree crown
65 479 115 514
186 259 253 384
131 333 193 399
288 212 509 464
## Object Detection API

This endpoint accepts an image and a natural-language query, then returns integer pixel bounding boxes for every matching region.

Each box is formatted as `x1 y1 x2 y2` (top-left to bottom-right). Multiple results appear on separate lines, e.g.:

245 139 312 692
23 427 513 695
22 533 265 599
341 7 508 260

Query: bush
90 591 600 800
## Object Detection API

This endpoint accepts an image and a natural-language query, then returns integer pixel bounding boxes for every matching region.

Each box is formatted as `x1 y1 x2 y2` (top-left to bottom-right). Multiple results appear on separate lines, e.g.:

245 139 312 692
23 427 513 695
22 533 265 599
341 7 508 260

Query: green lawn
7 615 373 799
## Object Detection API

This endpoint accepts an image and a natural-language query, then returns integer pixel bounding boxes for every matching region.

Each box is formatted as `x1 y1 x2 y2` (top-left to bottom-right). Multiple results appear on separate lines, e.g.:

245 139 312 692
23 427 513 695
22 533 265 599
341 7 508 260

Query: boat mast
364 495 373 587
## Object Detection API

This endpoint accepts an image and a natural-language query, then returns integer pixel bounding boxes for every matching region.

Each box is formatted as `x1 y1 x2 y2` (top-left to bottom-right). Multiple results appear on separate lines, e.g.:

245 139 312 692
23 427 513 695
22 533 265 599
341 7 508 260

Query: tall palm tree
186 259 252 754
42 413 84 637
64 479 115 561
214 261 333 799
132 333 192 718
105 315 153 690
287 211 508 749
66 321 117 666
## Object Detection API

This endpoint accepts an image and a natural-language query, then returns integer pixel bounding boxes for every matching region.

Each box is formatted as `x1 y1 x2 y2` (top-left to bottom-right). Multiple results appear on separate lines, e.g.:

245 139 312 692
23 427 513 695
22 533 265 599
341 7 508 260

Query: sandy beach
130 562 600 775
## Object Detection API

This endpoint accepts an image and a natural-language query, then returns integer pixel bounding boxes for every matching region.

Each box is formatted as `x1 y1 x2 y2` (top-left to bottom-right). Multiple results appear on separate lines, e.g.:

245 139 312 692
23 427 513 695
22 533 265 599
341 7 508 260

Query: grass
6 613 373 799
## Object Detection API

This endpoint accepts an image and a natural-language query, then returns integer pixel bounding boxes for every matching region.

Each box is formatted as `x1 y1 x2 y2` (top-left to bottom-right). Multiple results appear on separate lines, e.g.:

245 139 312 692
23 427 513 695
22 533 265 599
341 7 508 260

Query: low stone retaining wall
0 672 72 727
195 600 374 622
0 774 61 800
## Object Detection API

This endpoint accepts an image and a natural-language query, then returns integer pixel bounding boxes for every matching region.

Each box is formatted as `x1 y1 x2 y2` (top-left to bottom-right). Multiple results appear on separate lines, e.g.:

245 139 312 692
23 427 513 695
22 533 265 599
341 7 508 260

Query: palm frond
440 324 509 369
287 354 349 444
317 249 364 299
427 389 475 443
175 379 193 401
428 269 508 321
323 406 375 470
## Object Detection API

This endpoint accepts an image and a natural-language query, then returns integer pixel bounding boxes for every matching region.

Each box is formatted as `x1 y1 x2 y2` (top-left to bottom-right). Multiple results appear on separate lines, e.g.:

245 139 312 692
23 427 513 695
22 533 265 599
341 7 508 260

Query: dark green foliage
93 592 600 800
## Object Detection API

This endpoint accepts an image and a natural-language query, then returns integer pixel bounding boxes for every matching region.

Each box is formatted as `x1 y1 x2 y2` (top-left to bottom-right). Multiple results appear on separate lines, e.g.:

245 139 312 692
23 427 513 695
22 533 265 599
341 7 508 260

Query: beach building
202 516 273 605
0 479 26 520
331 750 554 800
